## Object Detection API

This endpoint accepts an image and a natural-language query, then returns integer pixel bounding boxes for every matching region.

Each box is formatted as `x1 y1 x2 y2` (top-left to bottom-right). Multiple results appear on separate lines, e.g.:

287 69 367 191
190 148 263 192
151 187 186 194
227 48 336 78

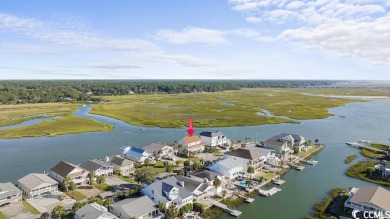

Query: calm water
1 100 390 218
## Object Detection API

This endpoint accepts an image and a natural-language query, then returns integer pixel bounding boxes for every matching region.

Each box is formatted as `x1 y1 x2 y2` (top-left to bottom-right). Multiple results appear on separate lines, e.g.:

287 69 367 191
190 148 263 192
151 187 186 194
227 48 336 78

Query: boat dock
208 199 242 217
272 178 285 185
346 142 387 153
289 163 305 171
258 187 282 197
235 194 255 203
301 159 318 165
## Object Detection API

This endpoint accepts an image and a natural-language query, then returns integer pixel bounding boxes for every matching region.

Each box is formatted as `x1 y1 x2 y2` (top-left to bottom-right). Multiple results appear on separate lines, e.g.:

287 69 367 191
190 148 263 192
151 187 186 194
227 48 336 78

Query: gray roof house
79 160 114 177
17 173 58 199
109 196 163 219
108 155 134 176
143 143 175 160
208 158 244 180
224 148 264 170
75 202 118 219
0 182 22 206
199 131 230 147
264 133 306 154
141 176 193 208
345 186 390 212
245 144 280 166
49 161 87 185
175 175 215 200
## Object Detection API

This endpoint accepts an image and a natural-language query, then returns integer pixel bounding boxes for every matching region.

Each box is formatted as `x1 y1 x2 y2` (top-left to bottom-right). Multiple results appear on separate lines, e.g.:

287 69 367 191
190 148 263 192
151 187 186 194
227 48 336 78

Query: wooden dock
301 159 318 165
236 194 255 203
346 142 387 153
208 199 242 217
258 187 282 197
272 178 285 185
289 163 305 171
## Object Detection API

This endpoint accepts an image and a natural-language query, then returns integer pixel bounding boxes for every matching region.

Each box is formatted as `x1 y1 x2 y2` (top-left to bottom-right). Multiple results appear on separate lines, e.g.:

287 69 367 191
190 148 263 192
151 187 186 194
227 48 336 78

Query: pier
346 142 387 153
235 194 255 203
272 177 285 185
289 163 305 171
208 199 242 217
301 159 318 165
258 187 282 197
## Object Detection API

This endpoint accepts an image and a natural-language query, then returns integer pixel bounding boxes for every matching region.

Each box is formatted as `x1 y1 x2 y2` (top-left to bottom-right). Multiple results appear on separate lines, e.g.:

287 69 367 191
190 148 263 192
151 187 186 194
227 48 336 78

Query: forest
0 80 337 104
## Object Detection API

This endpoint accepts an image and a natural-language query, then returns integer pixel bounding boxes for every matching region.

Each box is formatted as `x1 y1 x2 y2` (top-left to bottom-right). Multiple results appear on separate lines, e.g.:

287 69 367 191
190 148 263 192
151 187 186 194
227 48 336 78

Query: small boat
140 128 146 131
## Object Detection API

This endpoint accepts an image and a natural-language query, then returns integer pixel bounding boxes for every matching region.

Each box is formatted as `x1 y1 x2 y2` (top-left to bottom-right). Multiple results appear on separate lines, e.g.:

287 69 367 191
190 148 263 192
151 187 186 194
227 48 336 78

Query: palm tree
52 205 66 219
158 202 166 213
213 178 221 188
246 179 253 188
315 139 320 145
166 165 172 177
103 198 114 208
247 166 254 179
63 176 71 192
144 158 151 166
96 175 105 185
88 172 95 185
72 202 84 211
165 204 179 219
40 212 50 219
68 182 77 192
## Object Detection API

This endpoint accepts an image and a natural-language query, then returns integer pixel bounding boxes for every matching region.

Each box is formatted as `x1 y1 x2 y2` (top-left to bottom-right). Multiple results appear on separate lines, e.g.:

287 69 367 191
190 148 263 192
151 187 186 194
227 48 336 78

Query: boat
140 128 146 131
306 160 318 165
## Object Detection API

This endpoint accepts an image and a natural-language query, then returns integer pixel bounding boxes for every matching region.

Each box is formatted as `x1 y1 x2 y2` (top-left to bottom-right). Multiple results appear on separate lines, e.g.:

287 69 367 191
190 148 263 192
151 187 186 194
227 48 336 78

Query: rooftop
79 160 112 172
76 202 118 219
182 136 201 144
199 131 225 138
50 161 83 178
17 173 57 191
0 182 22 200
191 170 223 181
111 196 158 218
224 148 261 160
349 186 390 211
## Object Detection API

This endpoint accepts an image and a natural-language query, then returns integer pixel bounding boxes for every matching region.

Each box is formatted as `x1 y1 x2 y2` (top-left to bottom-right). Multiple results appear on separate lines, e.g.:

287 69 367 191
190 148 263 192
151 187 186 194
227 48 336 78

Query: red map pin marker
187 118 194 136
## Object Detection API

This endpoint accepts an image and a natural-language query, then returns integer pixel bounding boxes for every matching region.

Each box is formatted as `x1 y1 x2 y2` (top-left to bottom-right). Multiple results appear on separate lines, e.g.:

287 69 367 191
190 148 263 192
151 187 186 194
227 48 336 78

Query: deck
258 187 282 197
208 199 242 217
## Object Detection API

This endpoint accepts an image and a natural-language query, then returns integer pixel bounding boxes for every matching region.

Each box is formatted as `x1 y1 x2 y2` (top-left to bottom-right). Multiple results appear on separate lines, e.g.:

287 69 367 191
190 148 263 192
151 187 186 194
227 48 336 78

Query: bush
193 203 205 213
179 203 193 216
201 206 223 219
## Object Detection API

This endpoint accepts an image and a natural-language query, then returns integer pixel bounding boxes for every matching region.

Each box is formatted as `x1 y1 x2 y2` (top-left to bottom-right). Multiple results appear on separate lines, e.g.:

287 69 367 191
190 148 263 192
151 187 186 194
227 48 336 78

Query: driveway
0 203 37 219
105 176 131 186
77 184 102 197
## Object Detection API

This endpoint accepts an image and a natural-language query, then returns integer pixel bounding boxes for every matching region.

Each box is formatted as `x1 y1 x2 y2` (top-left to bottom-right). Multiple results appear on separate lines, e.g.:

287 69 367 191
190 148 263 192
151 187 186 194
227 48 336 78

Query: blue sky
1 0 390 79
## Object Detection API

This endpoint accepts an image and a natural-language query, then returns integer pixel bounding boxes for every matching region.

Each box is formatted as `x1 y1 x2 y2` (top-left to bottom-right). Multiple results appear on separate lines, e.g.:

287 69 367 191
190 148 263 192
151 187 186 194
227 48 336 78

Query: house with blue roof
120 146 153 164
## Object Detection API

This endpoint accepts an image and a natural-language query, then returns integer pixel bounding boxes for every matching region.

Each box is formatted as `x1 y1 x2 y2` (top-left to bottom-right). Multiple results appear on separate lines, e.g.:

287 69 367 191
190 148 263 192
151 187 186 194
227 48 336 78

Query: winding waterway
1 100 390 218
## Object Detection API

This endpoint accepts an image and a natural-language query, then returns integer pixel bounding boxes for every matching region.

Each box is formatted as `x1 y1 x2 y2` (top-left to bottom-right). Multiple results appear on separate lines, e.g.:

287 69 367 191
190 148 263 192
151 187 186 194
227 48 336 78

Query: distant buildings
49 161 88 185
0 182 22 206
17 173 58 199
199 131 230 147
345 186 390 213
375 161 390 178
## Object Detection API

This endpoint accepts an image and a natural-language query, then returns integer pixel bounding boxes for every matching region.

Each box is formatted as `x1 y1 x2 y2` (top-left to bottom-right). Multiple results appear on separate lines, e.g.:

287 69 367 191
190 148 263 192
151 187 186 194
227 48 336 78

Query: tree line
0 80 338 104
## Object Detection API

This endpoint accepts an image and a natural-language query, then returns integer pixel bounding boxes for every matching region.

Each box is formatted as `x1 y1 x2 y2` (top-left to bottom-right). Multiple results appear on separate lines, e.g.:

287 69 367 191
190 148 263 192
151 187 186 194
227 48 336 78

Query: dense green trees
0 80 336 104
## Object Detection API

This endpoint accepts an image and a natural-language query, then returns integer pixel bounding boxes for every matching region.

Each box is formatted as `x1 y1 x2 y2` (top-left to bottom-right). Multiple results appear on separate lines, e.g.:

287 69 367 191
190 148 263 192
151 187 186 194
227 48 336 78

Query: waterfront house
208 158 244 180
344 186 390 213
177 136 205 155
75 202 119 219
175 175 215 201
0 182 22 206
79 160 114 179
49 161 87 185
375 161 390 178
189 170 225 194
199 131 230 147
224 148 265 171
246 144 280 166
143 143 175 160
17 173 58 199
109 196 163 219
264 133 306 154
141 176 193 208
108 155 134 176
120 146 153 164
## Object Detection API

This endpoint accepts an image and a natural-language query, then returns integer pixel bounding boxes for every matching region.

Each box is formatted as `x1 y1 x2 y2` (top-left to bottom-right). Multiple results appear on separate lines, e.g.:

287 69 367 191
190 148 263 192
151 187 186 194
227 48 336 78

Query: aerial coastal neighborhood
0 131 389 219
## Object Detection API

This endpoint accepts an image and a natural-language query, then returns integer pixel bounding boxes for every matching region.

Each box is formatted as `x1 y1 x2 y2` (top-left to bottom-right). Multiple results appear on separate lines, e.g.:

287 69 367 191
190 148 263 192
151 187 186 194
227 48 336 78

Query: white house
109 196 163 219
143 143 176 160
49 161 88 185
224 148 265 171
17 173 58 199
120 146 153 164
0 183 22 206
141 176 193 208
246 144 280 166
79 160 114 178
108 155 134 176
189 170 225 194
375 161 390 178
177 136 205 155
263 133 306 154
344 186 390 214
199 131 229 147
75 202 118 219
208 158 243 180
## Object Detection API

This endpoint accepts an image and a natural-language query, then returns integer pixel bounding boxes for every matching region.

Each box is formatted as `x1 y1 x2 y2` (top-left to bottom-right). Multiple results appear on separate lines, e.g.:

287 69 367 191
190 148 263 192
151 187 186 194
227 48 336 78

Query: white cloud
245 16 262 23
228 0 390 65
156 27 229 45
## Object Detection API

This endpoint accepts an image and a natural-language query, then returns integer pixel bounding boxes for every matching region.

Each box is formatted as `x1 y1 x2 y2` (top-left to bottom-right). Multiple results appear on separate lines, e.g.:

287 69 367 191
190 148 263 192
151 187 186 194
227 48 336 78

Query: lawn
297 146 316 156
136 160 167 174
0 116 113 138
116 175 135 183
371 143 389 151
22 200 40 215
65 191 88 201
93 183 114 191
90 88 360 128
360 148 384 159
0 211 7 219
